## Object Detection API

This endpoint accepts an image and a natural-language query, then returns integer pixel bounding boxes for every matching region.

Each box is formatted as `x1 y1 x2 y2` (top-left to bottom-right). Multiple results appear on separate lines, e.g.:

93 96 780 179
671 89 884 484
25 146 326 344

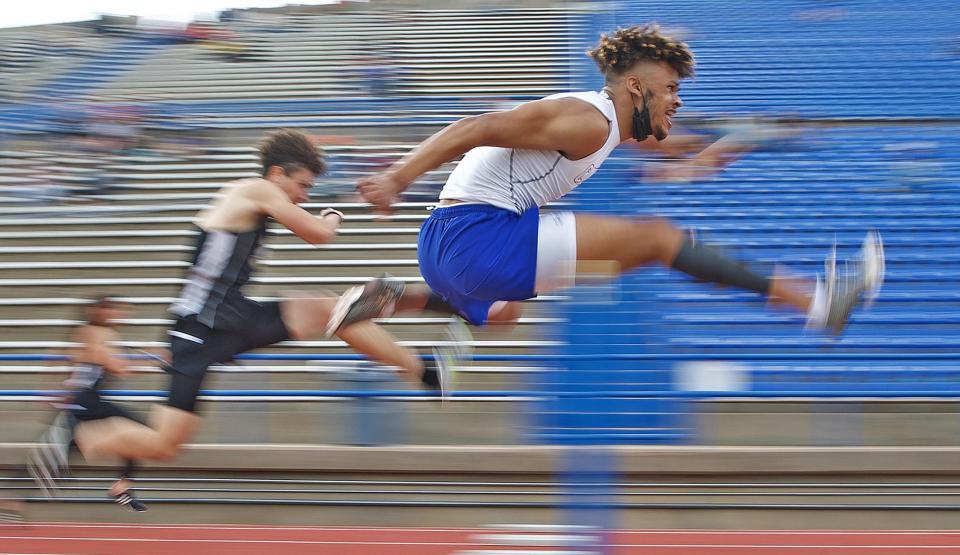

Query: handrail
5 496 960 510
1 353 957 362
6 388 960 400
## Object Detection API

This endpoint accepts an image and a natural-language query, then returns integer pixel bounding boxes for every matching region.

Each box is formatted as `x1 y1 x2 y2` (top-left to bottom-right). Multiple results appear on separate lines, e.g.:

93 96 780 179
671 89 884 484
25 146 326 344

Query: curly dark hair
587 24 695 80
258 129 326 177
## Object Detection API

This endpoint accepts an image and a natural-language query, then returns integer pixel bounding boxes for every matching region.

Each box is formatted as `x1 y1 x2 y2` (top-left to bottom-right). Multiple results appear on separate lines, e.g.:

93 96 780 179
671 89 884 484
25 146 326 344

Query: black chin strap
631 90 653 142
602 86 653 142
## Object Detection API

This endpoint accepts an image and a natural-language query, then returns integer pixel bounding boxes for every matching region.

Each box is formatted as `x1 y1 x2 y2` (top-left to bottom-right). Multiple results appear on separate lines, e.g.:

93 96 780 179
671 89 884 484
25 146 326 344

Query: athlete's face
268 166 317 205
94 302 130 327
625 61 683 141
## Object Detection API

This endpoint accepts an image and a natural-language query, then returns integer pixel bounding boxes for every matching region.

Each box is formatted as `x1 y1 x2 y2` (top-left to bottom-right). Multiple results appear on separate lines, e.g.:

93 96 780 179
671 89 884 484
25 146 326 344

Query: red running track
4 524 960 554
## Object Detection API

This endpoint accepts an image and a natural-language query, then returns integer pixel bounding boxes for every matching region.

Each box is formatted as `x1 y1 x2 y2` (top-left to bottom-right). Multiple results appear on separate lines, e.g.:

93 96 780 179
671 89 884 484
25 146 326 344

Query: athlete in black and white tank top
169 218 268 328
64 361 108 392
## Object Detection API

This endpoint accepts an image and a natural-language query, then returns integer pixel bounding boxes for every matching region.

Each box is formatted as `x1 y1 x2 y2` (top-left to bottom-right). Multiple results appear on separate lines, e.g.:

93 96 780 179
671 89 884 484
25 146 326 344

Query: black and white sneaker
27 447 60 499
27 412 75 499
822 230 886 335
326 274 405 337
113 490 148 512
47 411 75 471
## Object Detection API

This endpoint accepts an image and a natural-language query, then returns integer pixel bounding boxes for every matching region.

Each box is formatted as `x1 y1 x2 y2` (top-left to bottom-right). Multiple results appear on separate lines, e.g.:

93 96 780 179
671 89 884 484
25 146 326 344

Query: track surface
4 524 960 554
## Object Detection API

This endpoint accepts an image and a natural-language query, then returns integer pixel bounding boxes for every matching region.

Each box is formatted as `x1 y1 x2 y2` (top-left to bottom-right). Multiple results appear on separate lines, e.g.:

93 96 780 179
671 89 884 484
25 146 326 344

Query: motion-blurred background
1 0 960 541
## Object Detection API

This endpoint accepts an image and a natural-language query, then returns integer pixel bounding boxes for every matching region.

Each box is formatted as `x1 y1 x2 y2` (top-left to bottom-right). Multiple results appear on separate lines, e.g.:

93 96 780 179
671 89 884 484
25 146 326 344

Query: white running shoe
821 230 886 335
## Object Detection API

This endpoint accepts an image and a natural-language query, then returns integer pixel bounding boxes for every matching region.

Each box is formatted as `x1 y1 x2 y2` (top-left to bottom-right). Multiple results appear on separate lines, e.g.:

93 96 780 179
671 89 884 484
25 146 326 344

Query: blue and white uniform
418 90 621 324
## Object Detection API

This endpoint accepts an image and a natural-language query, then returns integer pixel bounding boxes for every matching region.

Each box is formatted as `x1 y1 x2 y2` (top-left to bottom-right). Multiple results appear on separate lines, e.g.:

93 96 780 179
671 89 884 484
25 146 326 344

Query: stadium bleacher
1 0 959 448
3 1 960 531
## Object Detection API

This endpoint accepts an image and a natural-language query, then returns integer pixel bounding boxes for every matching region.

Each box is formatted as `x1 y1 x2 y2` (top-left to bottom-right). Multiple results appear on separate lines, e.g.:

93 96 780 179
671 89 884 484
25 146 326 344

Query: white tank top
438 90 621 213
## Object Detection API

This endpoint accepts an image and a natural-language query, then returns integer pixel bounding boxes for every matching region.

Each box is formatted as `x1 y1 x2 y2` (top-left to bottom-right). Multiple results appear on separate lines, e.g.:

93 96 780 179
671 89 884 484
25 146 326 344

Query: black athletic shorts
166 299 289 413
68 389 143 424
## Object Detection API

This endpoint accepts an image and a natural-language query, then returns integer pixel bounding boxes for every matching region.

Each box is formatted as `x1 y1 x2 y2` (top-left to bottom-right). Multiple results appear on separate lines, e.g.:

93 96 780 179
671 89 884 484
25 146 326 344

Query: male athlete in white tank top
332 24 883 345
441 90 620 213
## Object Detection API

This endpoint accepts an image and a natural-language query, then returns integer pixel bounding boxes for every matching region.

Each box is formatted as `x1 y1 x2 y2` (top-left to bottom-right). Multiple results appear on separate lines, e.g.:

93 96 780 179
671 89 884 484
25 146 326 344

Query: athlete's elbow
105 360 131 376
305 226 335 245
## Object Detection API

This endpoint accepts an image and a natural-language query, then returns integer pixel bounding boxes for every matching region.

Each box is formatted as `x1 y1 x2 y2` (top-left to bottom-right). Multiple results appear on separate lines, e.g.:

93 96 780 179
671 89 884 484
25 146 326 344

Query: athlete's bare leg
78 293 426 463
77 405 200 464
486 300 524 326
281 294 425 384
574 213 812 312
394 284 524 327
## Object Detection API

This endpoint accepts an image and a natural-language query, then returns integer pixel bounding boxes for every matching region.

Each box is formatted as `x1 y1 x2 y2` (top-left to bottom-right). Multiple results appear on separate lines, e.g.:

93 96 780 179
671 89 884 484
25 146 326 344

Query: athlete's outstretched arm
633 133 708 157
255 185 342 245
357 98 609 213
643 123 800 182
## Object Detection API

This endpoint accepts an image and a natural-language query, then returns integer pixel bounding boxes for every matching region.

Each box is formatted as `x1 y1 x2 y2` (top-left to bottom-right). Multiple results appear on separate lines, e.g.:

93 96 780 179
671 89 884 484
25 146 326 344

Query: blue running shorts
418 203 539 325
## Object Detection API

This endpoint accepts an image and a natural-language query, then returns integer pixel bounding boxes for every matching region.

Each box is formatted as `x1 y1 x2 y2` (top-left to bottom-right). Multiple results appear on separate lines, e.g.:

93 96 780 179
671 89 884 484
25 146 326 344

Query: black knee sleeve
670 240 771 295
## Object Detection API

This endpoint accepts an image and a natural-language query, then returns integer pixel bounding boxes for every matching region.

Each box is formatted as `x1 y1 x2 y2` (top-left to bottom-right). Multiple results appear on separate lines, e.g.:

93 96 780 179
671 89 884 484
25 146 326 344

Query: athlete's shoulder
228 178 284 214
533 94 611 151
541 90 612 114
230 177 274 197
512 94 609 132
72 325 93 345
197 178 273 232
543 90 607 103
75 324 116 351
89 324 119 342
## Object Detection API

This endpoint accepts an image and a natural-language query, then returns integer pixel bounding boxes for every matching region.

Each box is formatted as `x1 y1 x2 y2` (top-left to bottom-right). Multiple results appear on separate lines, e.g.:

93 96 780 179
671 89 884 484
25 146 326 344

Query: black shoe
326 274 405 336
113 490 148 512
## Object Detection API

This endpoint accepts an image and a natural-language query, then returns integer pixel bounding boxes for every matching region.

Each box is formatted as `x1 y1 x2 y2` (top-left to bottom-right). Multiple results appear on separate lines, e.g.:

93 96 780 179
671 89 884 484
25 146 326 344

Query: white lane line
25 523 960 535
22 523 477 531
8 538 960 550
618 530 960 536
0 537 479 546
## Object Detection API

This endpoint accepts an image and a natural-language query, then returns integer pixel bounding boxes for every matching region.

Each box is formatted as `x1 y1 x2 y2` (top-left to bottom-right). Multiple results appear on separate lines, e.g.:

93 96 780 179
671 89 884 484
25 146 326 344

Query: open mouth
665 111 675 128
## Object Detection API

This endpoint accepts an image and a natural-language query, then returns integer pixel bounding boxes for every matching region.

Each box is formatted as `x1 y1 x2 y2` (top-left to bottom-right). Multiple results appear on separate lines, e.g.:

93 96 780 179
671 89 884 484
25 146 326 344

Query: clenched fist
357 173 405 216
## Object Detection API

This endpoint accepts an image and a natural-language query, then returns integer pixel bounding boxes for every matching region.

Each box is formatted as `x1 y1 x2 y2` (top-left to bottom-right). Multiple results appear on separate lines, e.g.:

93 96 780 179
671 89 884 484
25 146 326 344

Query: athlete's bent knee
148 440 181 462
486 301 522 327
641 217 684 262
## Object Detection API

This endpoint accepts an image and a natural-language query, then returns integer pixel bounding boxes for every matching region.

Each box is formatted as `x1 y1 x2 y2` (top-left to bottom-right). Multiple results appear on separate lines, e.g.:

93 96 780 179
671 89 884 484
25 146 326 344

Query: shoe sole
445 318 474 361
325 286 363 337
830 288 860 336
432 347 454 402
